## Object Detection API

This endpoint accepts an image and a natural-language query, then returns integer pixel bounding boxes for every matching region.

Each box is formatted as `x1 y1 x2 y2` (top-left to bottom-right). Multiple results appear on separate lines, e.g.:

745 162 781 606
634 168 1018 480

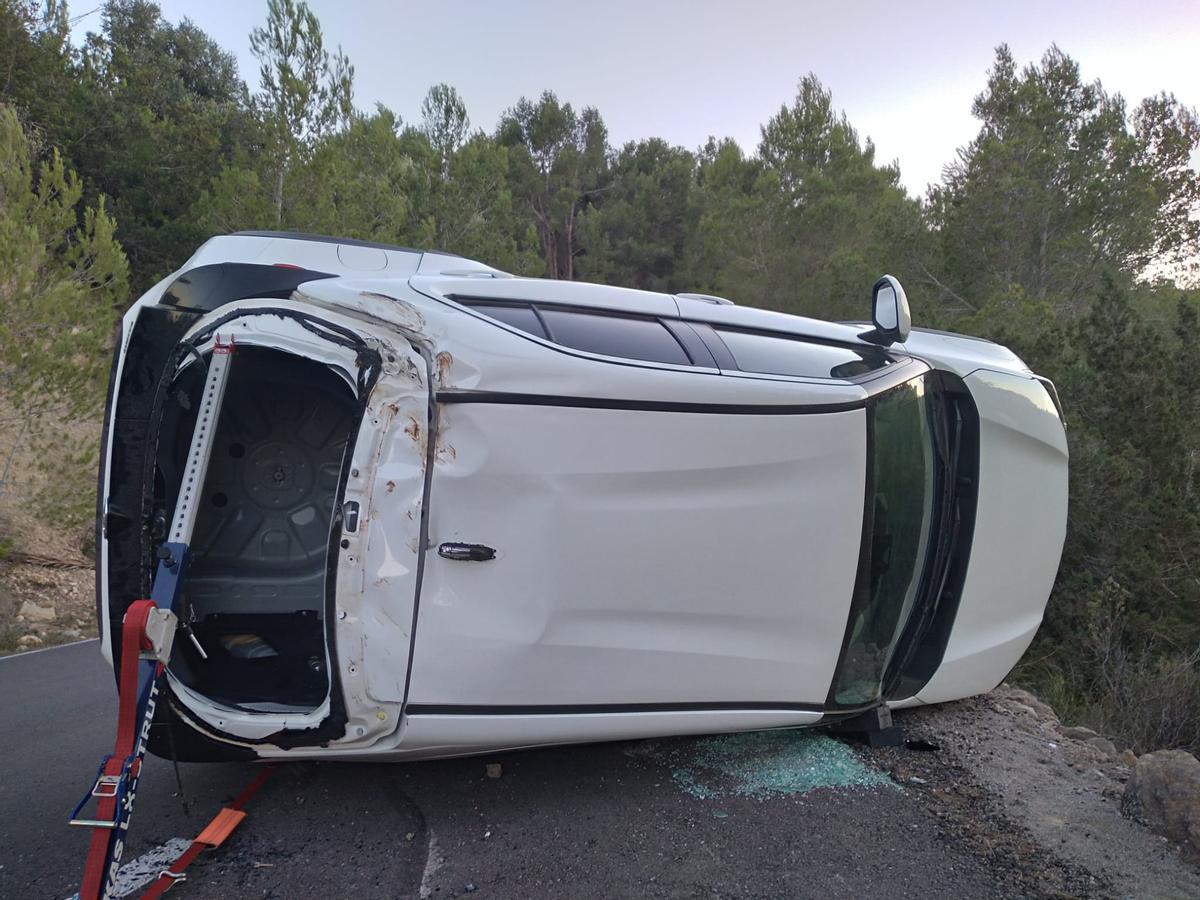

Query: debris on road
645 729 892 800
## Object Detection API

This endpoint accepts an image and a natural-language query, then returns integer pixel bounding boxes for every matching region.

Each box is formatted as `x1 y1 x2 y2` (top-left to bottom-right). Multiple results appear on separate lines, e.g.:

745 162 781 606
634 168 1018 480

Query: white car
95 231 1068 761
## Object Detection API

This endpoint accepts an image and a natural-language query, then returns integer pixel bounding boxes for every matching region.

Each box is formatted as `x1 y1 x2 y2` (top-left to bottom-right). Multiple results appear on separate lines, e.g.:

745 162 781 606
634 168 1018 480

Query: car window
712 328 890 379
463 302 691 366
468 303 547 338
536 309 691 366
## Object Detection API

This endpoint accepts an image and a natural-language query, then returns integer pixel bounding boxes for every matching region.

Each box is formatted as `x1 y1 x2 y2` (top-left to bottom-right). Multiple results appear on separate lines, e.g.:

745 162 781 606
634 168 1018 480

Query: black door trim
404 701 825 716
435 390 865 416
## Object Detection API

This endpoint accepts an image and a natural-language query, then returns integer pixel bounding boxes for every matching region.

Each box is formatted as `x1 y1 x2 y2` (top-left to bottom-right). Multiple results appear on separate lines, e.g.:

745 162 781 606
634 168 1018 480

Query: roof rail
676 292 735 306
231 230 463 259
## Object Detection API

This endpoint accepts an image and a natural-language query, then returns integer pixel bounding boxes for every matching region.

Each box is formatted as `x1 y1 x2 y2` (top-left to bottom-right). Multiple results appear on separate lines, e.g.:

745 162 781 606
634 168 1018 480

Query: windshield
830 375 937 707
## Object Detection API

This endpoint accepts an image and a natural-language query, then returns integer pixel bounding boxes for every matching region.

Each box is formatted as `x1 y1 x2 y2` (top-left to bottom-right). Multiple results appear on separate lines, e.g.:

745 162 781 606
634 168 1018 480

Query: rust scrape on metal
404 412 429 468
385 480 396 494
431 405 456 465
435 350 453 386
404 415 422 443
359 291 426 332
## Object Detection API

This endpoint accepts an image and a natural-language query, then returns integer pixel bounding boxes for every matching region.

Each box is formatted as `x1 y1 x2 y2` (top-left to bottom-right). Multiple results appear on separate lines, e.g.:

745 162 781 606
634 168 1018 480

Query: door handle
437 542 497 562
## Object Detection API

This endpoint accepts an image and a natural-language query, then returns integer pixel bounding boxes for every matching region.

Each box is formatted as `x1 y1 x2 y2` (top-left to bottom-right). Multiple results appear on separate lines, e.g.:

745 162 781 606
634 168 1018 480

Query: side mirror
866 274 911 346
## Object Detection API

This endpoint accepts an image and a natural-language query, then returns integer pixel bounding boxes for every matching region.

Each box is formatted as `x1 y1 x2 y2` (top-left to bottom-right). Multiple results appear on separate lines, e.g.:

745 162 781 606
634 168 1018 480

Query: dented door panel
408 402 867 709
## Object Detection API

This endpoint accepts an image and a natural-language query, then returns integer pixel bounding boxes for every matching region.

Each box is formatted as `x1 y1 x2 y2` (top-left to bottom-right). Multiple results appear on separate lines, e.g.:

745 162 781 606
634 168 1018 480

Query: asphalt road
1 641 1010 899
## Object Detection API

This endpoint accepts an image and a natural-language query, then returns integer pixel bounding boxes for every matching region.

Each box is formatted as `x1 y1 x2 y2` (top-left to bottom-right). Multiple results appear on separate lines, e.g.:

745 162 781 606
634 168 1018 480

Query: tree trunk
1037 213 1050 300
273 164 285 227
561 211 572 281
545 229 558 280
533 199 556 278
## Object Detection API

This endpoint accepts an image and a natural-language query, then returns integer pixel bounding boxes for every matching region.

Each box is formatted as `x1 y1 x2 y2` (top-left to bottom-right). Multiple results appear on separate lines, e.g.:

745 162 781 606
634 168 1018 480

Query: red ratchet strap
75 333 241 899
78 600 160 900
140 764 279 898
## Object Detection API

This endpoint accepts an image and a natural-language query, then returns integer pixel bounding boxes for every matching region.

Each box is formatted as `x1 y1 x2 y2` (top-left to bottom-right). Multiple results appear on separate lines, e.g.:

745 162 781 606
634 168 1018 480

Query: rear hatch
97 266 432 756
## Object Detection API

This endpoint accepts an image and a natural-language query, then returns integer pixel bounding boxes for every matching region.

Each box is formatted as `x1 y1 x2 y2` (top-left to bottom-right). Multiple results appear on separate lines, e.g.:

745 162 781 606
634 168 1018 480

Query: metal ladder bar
170 335 236 546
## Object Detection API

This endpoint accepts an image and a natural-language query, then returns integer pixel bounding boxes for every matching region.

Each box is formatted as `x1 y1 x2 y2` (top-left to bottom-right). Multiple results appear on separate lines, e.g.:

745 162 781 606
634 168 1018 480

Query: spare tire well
155 347 358 712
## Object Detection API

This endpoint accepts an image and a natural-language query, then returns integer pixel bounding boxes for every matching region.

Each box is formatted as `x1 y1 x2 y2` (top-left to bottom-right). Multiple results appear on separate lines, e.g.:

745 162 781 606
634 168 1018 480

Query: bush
1018 577 1200 755
964 276 1200 754
0 103 127 548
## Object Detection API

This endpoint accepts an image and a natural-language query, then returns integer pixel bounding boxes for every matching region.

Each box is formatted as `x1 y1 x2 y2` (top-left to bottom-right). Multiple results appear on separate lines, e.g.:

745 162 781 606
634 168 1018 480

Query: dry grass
0 393 100 561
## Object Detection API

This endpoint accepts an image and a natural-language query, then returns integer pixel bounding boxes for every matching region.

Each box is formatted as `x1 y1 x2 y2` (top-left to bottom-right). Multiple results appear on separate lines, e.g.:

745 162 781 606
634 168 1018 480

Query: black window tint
469 303 546 338
714 328 889 379
538 309 690 365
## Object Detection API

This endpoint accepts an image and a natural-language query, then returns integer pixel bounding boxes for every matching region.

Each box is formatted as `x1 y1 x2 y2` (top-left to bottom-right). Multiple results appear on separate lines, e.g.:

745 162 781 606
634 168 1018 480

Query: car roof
195 233 873 348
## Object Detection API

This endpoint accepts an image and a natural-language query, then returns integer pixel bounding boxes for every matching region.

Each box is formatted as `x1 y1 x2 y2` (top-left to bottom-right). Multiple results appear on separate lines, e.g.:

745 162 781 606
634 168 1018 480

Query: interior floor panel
160 347 357 711
182 611 328 707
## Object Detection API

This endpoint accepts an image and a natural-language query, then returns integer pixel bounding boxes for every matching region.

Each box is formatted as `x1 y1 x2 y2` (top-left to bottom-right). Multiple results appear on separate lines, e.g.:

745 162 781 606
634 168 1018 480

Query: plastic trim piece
405 701 824 715
435 390 865 416
157 262 337 313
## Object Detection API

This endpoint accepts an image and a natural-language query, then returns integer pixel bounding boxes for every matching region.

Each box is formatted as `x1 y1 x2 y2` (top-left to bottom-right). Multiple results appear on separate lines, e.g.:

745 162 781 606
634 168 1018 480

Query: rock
1086 736 1118 757
1001 686 1058 721
1036 721 1061 738
17 634 43 649
1122 749 1200 853
1060 725 1099 741
486 763 502 779
17 600 55 623
78 523 98 561
1118 749 1138 767
1009 702 1037 717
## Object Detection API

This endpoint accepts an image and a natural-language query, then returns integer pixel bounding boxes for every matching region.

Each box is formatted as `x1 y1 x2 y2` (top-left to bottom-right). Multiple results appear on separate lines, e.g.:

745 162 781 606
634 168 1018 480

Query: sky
91 0 1200 197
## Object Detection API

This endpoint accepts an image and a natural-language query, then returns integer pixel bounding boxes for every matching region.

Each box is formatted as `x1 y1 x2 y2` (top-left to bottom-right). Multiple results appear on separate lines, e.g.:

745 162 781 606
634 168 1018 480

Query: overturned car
96 231 1068 761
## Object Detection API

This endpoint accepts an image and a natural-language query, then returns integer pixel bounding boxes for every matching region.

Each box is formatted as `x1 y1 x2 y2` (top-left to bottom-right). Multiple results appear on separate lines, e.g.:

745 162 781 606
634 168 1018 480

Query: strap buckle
92 774 123 798
68 755 137 828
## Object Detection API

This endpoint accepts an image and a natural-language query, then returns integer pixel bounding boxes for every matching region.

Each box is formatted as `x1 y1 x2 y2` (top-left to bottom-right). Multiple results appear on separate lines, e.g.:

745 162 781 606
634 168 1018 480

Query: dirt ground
0 392 103 653
874 687 1200 899
0 557 97 653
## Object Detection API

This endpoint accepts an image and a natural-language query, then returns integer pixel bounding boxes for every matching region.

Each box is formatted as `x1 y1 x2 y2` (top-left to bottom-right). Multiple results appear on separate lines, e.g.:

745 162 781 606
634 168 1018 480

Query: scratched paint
434 350 453 385
657 730 892 800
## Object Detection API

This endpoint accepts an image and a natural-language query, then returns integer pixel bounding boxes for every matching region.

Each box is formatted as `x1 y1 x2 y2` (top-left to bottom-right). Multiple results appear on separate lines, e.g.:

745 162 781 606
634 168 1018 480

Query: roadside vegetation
1 0 1198 751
